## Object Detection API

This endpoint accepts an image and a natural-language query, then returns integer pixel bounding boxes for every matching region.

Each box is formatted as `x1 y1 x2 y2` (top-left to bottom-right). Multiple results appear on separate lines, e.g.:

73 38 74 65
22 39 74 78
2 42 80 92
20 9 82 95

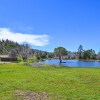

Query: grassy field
0 63 100 100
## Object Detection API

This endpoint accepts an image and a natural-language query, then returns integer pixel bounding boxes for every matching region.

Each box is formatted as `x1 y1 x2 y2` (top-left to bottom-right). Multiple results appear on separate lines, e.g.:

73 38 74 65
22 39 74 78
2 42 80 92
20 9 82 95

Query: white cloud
0 28 49 46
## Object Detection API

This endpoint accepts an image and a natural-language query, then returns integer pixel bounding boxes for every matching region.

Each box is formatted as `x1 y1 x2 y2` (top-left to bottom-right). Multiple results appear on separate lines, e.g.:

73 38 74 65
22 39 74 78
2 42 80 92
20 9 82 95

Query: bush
17 56 23 62
26 57 38 63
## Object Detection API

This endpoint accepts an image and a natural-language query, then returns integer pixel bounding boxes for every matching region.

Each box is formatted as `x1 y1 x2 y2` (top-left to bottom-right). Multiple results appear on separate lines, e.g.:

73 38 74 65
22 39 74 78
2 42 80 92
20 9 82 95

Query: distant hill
0 39 54 59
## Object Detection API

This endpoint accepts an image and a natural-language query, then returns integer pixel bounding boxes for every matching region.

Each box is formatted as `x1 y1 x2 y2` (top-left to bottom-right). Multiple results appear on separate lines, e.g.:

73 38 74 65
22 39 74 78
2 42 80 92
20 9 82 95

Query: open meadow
0 63 100 100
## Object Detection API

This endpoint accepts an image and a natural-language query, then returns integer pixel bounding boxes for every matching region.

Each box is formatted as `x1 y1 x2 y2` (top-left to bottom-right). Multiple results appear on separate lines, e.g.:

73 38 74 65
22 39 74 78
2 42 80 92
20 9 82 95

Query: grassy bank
0 63 100 100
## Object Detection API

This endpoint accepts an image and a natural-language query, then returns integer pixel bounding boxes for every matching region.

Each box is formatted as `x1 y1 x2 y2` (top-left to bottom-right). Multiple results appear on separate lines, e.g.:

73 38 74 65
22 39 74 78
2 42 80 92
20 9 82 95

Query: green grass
0 63 100 100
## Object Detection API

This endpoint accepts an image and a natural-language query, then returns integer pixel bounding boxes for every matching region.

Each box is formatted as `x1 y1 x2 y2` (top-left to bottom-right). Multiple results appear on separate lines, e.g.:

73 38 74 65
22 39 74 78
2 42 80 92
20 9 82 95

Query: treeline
68 45 100 60
78 45 96 60
0 39 54 61
1 39 100 61
54 46 100 63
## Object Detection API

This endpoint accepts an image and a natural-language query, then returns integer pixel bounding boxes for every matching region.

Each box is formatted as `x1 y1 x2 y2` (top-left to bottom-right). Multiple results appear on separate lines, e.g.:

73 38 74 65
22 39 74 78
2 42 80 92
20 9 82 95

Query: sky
0 0 100 53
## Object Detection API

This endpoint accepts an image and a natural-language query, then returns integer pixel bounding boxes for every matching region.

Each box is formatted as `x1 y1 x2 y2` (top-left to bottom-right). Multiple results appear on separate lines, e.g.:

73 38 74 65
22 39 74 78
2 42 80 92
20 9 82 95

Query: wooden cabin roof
0 55 10 58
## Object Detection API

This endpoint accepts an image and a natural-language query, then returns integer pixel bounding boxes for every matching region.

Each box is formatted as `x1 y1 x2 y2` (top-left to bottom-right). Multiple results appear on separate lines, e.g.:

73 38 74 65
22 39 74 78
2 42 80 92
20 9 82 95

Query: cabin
0 55 17 62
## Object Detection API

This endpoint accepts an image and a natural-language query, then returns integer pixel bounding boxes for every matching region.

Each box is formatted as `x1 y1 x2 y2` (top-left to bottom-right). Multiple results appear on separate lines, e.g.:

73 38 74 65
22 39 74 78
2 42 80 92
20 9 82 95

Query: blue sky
0 0 100 52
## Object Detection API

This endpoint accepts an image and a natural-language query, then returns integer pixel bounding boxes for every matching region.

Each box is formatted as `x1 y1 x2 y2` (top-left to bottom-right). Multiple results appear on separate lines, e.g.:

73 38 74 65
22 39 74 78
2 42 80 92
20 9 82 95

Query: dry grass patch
14 90 49 100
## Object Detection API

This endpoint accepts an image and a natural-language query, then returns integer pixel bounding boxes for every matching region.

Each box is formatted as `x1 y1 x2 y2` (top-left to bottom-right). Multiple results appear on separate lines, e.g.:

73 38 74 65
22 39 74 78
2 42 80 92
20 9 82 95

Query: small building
0 55 17 61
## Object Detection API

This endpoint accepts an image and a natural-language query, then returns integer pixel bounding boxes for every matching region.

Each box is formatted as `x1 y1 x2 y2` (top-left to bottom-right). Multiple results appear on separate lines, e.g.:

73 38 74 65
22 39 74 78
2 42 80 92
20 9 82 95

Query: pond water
39 59 100 67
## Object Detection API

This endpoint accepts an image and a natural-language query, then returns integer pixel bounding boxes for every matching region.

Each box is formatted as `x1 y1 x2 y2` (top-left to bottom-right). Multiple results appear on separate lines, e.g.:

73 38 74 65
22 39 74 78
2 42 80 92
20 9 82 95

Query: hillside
0 39 53 60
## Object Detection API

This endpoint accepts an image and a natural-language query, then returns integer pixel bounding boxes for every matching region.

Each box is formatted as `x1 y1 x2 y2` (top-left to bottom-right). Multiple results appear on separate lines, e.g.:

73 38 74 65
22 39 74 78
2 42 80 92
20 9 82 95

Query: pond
39 59 100 67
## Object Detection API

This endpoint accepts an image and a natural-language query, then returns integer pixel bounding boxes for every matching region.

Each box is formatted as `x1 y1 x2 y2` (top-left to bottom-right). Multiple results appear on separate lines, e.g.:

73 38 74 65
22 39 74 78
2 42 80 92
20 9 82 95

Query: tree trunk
59 55 62 63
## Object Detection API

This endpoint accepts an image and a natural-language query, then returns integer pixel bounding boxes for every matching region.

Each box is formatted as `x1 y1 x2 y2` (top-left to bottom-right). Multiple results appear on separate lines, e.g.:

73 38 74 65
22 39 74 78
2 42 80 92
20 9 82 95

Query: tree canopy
54 47 67 63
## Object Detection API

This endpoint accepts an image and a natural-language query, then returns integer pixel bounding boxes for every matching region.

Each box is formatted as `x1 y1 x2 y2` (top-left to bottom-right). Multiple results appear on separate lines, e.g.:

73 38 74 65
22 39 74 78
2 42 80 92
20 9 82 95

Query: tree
91 49 96 60
54 47 67 63
35 53 40 60
97 51 100 60
39 52 47 60
78 45 84 59
83 49 96 60
9 49 18 61
83 50 91 59
47 53 54 59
